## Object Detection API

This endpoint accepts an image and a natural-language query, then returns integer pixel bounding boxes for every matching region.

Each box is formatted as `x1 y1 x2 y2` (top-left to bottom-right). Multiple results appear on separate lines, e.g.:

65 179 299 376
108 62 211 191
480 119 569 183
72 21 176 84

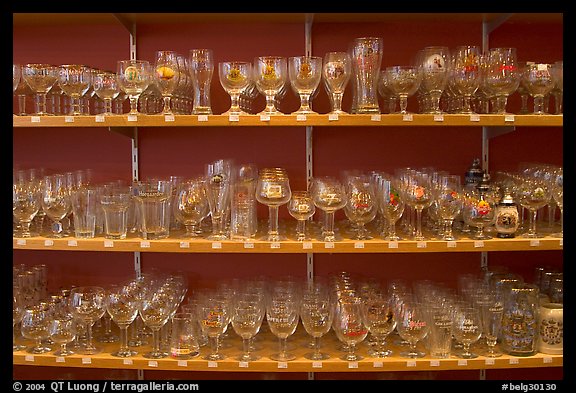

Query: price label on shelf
474 241 485 248
123 359 133 365
469 114 480 122
239 361 249 368
25 355 34 362
198 115 208 122
56 357 66 363
559 239 563 246
348 362 359 369
417 241 427 248
277 362 288 369
260 114 270 122
530 239 540 247
312 362 323 368
457 359 468 366
354 242 365 249
270 242 281 249
430 360 440 367
537 63 548 71
243 242 254 249
296 114 307 121
104 240 114 248
485 358 495 366
16 239 26 246
324 242 335 249
178 360 188 367
65 116 75 123
179 242 190 249
328 114 339 121
406 360 416 367
303 242 313 250
402 114 413 122
504 115 515 122
148 360 158 367
31 116 41 123
373 361 383 368
44 239 54 247
433 114 444 122
447 241 457 248
228 114 239 122
543 357 553 364
67 240 78 247
211 242 222 249
95 115 105 123
127 115 138 122
509 358 519 365
82 358 92 364
370 114 381 122
208 361 218 368
388 241 399 249
164 115 175 122
140 241 151 248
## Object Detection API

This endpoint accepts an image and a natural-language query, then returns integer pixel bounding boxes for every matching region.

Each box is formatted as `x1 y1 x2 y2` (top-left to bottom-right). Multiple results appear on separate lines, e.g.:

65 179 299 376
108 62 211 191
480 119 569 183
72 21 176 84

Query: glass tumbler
100 188 132 240
70 187 98 239
350 37 384 114
134 180 172 240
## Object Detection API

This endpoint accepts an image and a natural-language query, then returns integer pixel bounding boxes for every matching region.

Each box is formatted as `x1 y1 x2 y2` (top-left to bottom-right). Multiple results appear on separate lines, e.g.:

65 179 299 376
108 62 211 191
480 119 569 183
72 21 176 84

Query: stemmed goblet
287 191 316 241
516 175 551 238
462 186 497 240
323 52 351 114
139 282 178 359
416 46 451 114
173 178 210 238
300 285 334 360
450 45 481 114
13 175 41 238
289 56 322 114
255 168 292 242
522 63 555 115
396 301 429 358
41 174 72 238
311 177 347 242
254 56 287 116
230 292 265 362
219 61 252 116
58 64 92 116
385 66 422 114
361 292 397 357
93 72 120 115
106 284 140 357
205 159 232 240
22 63 59 116
13 295 26 351
117 60 153 116
199 290 231 361
69 286 106 355
477 290 504 357
482 48 520 114
49 316 76 356
374 175 405 240
154 50 179 115
343 174 378 240
333 295 368 361
400 171 434 241
266 283 300 362
452 305 483 359
20 304 52 354
13 63 21 93
434 174 463 241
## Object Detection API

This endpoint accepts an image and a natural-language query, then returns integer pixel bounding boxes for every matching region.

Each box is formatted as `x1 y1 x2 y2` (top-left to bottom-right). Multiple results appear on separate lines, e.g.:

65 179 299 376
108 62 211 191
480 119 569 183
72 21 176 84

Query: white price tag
127 115 138 122
148 360 158 367
208 361 218 368
328 113 339 121
430 360 440 367
198 115 208 122
25 355 34 362
373 361 383 368
44 239 54 247
324 242 335 249
82 358 92 364
474 241 485 248
95 115 105 123
211 242 222 249
56 357 66 363
16 239 26 246
417 241 427 248
406 360 416 367
312 361 323 368
457 359 468 366
140 241 151 248
530 239 540 247
296 114 307 121
469 114 480 122
177 360 188 367
243 242 254 249
303 242 313 250
537 63 548 71
65 116 75 123
271 242 281 249
485 358 495 365
277 362 288 369
370 114 381 121
164 115 175 122
504 115 515 122
354 242 365 249
509 358 519 365
104 240 114 248
179 241 190 249
388 241 399 249
228 115 239 122
402 114 413 121
559 239 563 246
67 240 78 247
433 114 444 122
239 361 249 368
543 357 553 364
123 359 133 365
447 241 457 248
31 116 41 123
260 114 270 122
348 362 359 369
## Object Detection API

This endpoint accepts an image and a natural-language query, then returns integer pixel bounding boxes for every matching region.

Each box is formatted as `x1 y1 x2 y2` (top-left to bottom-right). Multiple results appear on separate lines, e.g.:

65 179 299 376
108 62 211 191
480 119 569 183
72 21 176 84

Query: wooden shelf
13 326 562 373
12 114 563 129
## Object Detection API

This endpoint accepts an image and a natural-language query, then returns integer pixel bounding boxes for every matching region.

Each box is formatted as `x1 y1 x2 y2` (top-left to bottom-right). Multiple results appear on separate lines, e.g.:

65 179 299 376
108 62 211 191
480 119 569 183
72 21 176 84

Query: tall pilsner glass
350 37 384 114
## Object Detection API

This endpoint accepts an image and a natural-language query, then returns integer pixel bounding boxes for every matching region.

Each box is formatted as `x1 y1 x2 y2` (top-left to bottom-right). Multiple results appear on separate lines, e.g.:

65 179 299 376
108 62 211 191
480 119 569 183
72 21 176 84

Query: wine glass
13 295 26 351
49 316 76 356
343 174 378 240
266 283 300 362
311 177 347 242
516 176 551 238
361 292 397 357
230 292 265 362
218 61 252 115
333 295 368 361
199 290 231 361
189 49 214 115
300 284 334 360
396 301 429 358
400 171 434 241
106 284 139 357
13 175 41 238
22 63 59 116
173 178 210 238
139 283 177 359
374 175 405 240
93 71 120 116
323 52 352 114
255 168 292 242
117 59 153 116
483 48 520 114
434 174 463 241
385 66 422 114
69 286 106 355
452 305 483 359
154 50 180 115
416 46 451 114
20 304 52 354
450 45 481 114
462 185 497 240
205 159 232 240
287 190 316 241
254 56 287 115
288 56 322 114
522 63 555 115
58 64 92 116
41 174 72 238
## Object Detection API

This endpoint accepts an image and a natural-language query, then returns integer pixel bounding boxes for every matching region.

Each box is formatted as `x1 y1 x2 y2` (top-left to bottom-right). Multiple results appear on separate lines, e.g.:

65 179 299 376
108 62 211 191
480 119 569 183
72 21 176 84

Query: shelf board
13 232 563 254
13 328 562 373
12 114 563 129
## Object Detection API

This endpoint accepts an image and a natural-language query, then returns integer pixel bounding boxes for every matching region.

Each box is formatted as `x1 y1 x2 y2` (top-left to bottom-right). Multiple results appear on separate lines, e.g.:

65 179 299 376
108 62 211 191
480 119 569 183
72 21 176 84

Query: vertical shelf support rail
305 14 315 288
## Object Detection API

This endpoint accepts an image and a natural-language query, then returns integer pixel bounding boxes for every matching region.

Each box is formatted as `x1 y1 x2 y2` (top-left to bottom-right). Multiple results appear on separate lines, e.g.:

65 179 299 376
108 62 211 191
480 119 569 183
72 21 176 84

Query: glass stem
533 95 544 114
415 208 424 239
520 94 529 113
444 219 454 239
496 95 508 113
314 336 322 357
210 335 219 357
279 337 287 357
463 95 472 112
324 211 335 241
348 343 356 359
119 325 129 353
230 93 240 113
129 96 139 115
268 205 279 240
399 95 408 113
299 94 311 111
529 209 538 235
86 323 94 350
162 96 172 114
242 337 251 359
37 93 47 114
104 98 113 114
265 94 276 113
332 92 343 112
18 94 27 115
296 219 306 240
71 96 81 115
152 329 161 355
